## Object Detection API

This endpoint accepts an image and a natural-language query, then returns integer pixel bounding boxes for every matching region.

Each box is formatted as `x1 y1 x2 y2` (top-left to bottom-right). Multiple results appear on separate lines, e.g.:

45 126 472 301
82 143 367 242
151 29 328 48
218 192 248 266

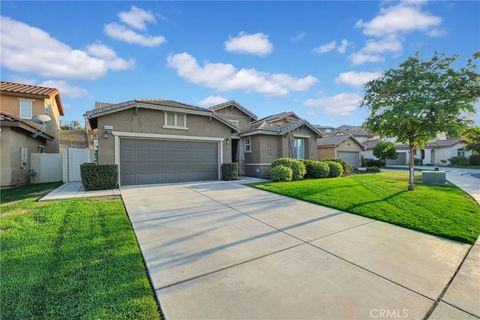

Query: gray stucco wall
96 108 233 165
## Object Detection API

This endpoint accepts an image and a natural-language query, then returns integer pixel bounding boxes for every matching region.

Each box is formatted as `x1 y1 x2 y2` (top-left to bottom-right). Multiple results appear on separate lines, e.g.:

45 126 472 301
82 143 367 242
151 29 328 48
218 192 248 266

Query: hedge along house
317 134 365 167
237 112 322 178
86 99 239 186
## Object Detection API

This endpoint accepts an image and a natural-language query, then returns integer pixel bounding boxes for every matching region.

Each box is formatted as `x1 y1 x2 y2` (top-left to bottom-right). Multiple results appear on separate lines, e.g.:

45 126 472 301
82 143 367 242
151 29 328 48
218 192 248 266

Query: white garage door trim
112 131 224 186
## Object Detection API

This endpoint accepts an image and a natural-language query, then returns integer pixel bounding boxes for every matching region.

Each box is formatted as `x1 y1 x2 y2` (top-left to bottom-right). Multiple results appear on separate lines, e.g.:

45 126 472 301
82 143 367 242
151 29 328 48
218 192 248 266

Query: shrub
469 154 480 165
448 156 469 166
222 163 239 181
270 165 293 182
325 161 343 178
366 166 381 173
321 157 350 172
364 158 386 167
80 164 118 191
271 158 306 181
302 160 329 179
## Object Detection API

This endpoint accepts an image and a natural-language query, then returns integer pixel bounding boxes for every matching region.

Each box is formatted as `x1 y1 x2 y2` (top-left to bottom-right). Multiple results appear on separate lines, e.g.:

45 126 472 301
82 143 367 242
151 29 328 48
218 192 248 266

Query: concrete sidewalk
39 182 120 201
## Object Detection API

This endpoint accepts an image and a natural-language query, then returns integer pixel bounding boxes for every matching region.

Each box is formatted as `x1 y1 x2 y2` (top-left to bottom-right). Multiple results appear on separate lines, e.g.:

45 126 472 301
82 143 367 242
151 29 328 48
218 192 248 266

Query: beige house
317 134 365 167
0 82 64 186
86 99 321 185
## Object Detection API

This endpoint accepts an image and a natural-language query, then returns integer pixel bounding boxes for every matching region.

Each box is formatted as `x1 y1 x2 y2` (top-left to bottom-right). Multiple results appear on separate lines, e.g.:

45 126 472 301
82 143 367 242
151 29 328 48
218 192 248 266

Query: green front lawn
0 184 160 319
252 172 480 244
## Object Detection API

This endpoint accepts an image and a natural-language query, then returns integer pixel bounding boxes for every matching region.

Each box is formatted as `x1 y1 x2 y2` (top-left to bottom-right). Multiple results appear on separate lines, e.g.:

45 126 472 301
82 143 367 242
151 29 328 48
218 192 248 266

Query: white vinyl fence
30 148 93 184
62 148 93 182
30 153 63 183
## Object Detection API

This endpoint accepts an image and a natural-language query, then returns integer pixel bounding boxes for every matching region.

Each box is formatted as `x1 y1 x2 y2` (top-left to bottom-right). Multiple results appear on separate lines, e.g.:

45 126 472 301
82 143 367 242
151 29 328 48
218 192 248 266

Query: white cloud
335 71 382 88
0 16 128 80
167 52 317 96
304 93 362 116
224 32 273 56
349 52 384 65
355 3 442 37
39 80 88 99
313 39 350 54
426 28 447 37
337 39 350 53
105 23 166 47
291 32 306 42
362 36 402 53
118 6 156 30
313 41 337 54
198 95 228 107
86 42 135 70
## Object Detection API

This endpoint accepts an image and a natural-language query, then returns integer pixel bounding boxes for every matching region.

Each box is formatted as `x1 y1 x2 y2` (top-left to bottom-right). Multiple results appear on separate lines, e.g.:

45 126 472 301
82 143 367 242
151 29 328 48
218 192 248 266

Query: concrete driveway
121 180 471 320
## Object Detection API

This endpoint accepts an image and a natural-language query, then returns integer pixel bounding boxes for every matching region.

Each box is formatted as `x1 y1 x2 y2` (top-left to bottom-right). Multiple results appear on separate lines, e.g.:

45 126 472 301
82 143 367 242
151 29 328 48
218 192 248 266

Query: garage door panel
337 151 359 167
120 138 219 185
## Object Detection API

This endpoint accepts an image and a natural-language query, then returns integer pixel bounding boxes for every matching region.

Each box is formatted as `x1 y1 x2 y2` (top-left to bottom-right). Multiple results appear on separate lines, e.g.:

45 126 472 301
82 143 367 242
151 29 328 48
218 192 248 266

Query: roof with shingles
208 100 258 120
0 112 53 140
317 134 365 149
251 111 300 124
425 139 464 148
86 99 240 132
0 81 64 116
240 119 321 136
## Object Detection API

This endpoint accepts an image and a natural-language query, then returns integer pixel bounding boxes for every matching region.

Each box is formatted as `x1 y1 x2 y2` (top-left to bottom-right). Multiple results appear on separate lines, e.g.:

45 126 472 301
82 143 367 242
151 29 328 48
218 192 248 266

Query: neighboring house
0 82 64 186
423 139 471 165
336 125 374 143
0 113 54 186
60 130 89 150
317 134 365 167
315 125 337 137
0 81 64 152
85 99 321 185
362 138 470 165
362 139 412 165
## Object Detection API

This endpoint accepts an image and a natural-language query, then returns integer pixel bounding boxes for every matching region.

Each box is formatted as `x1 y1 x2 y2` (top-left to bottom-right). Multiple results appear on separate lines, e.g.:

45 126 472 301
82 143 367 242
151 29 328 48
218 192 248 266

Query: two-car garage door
120 138 219 185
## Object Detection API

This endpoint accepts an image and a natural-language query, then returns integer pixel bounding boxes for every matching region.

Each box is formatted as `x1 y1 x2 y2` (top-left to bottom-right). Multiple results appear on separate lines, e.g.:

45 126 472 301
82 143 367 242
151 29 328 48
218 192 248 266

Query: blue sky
1 1 479 126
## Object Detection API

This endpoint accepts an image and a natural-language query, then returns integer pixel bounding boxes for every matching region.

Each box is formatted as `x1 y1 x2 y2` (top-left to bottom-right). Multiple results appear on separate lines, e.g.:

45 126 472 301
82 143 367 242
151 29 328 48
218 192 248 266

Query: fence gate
63 148 92 182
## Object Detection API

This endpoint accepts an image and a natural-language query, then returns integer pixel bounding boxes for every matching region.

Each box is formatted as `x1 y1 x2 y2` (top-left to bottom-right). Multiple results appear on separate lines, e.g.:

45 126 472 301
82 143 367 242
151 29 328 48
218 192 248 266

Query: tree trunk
408 142 415 191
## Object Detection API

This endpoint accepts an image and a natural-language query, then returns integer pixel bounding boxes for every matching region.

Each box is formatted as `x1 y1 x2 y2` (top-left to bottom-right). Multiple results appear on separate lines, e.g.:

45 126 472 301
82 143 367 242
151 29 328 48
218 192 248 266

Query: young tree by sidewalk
361 52 480 191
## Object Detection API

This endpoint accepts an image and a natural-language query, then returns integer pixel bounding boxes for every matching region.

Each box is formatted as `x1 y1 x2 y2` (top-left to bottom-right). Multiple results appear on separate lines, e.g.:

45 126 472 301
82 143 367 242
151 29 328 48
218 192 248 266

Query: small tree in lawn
361 52 480 191
373 141 398 164
462 126 480 154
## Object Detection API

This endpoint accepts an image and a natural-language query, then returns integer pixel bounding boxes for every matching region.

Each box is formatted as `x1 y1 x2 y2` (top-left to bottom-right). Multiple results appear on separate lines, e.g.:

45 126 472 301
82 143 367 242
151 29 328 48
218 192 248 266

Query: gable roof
0 81 64 116
362 139 409 150
252 111 301 124
317 134 365 149
86 99 239 132
240 119 321 137
0 112 54 141
208 100 258 120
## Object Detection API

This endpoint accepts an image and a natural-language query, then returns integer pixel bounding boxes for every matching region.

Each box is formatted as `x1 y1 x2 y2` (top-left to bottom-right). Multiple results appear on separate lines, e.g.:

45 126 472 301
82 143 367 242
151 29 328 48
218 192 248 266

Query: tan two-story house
0 82 64 186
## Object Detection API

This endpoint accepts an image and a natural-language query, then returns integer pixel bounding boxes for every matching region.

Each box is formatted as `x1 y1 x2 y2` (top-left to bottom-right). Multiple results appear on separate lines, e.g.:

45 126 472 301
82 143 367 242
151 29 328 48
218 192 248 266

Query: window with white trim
244 137 252 152
19 99 33 119
163 112 187 129
457 148 465 157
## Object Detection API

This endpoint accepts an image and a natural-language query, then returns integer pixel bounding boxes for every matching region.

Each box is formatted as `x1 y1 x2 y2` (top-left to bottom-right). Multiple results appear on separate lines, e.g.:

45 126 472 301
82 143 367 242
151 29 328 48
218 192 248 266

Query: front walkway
39 182 120 201
121 180 472 319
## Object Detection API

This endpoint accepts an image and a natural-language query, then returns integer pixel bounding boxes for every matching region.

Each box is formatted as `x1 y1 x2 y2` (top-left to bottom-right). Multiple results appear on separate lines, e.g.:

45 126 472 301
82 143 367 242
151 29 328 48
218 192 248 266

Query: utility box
422 171 446 185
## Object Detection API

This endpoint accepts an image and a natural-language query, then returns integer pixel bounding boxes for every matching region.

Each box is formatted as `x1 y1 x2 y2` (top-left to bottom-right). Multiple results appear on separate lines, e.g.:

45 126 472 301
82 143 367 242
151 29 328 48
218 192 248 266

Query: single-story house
317 134 365 167
86 99 321 185
362 138 471 165
0 112 54 186
423 139 471 165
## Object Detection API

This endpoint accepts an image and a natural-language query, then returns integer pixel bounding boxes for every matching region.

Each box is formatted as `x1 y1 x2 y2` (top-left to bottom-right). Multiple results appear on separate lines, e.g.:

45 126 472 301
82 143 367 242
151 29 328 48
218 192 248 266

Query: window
244 137 252 152
19 99 33 119
164 112 187 129
457 148 465 157
293 138 305 160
